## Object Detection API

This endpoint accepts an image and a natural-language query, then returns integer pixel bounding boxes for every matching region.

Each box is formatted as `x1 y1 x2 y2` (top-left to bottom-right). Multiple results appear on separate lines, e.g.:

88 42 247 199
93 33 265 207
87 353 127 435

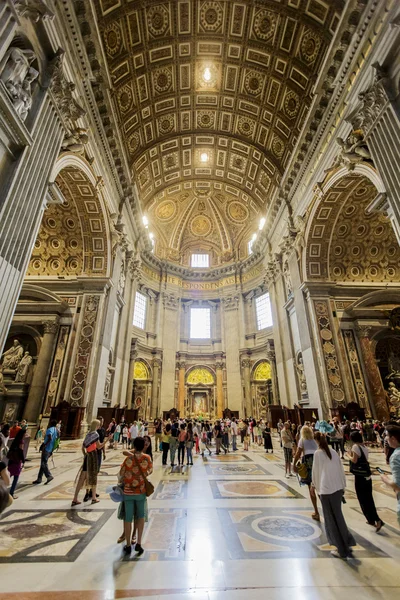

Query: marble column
351 70 400 243
151 358 161 419
0 1 18 63
177 361 186 416
221 297 242 413
266 345 280 405
241 358 252 418
24 319 59 423
356 326 389 422
216 362 224 418
125 345 137 409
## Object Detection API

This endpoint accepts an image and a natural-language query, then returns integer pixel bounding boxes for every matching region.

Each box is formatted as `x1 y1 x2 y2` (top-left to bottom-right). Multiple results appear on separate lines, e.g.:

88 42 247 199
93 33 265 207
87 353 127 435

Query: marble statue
388 382 400 416
61 127 89 155
296 354 307 393
1 340 24 370
282 261 293 297
0 366 7 394
0 46 38 121
333 131 372 169
387 352 400 380
15 351 32 383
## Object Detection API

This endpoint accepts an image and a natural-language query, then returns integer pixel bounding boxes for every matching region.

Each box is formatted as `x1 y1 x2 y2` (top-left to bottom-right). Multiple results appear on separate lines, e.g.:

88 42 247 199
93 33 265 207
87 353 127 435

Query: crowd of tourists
1 413 400 561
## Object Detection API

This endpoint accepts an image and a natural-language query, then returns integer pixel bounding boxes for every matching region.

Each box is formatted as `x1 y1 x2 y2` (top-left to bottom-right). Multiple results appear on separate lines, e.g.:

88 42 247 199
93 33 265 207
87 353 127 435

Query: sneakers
285 474 289 479
135 543 144 556
331 550 346 559
32 480 42 485
44 476 54 485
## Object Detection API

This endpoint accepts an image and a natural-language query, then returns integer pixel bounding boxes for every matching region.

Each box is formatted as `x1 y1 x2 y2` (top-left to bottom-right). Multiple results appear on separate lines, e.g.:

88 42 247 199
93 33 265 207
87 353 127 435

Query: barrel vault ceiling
93 0 343 266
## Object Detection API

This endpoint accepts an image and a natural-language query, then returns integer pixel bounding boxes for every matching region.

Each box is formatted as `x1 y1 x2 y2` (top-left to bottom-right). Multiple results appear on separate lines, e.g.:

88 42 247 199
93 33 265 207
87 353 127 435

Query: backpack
350 446 371 477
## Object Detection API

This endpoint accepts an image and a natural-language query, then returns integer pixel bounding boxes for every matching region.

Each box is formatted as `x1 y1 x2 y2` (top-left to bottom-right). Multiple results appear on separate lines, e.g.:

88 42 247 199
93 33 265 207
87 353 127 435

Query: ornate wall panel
313 300 346 407
69 295 100 407
342 329 369 414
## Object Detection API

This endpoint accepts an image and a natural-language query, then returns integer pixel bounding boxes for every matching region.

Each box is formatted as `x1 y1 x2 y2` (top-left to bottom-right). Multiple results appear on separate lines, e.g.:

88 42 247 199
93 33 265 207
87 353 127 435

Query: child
194 432 200 455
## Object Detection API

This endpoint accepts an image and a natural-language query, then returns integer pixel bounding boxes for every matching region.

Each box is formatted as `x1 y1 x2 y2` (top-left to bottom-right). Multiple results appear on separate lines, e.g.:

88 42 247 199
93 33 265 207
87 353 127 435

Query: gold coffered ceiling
94 0 343 265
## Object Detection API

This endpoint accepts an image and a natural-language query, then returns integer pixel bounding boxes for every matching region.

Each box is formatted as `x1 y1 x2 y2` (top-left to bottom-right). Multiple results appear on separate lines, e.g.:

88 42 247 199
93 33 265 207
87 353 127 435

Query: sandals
71 501 81 507
91 499 100 505
118 534 137 544
311 513 320 521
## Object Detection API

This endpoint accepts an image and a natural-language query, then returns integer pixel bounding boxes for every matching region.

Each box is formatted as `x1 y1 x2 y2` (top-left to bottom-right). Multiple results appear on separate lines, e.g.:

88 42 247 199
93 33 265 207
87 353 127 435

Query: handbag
296 461 308 479
133 453 154 497
349 446 371 477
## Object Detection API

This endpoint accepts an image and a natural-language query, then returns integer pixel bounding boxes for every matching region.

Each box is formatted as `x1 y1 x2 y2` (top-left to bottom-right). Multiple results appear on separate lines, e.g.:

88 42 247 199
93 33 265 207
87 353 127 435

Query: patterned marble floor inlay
0 509 113 562
33 479 116 500
209 479 304 499
141 508 186 560
218 507 388 559
203 453 253 463
204 463 271 476
153 479 188 499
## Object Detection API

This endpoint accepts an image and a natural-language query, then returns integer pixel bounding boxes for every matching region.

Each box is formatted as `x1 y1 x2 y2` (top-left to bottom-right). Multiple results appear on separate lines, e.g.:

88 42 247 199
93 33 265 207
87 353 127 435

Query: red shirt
9 426 21 439
120 453 152 495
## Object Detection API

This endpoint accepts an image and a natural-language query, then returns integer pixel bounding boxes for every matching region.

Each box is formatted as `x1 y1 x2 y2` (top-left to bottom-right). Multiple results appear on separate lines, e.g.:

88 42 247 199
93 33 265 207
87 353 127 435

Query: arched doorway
132 359 152 419
252 361 273 418
186 367 215 419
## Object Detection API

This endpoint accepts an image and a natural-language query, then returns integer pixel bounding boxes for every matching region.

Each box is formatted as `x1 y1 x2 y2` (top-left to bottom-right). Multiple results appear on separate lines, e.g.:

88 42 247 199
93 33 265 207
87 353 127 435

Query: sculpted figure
15 351 33 383
336 131 371 164
0 366 7 394
1 340 24 370
388 382 400 416
296 354 307 393
0 47 38 120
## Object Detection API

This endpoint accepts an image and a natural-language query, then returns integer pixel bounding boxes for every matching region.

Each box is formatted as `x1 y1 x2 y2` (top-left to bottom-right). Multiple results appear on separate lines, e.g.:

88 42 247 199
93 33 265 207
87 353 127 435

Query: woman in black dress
263 422 273 453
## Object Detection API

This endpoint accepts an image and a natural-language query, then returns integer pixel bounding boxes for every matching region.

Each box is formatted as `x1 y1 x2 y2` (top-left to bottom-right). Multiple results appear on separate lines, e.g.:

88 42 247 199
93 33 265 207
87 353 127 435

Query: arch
346 290 400 313
133 359 152 380
27 164 112 278
252 360 272 381
20 284 71 307
186 366 215 385
303 169 399 283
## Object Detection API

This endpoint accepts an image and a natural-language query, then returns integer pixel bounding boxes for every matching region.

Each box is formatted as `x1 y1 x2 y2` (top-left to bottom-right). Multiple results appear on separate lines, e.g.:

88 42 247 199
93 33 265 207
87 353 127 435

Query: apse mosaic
217 507 388 559
0 509 114 562
209 479 304 500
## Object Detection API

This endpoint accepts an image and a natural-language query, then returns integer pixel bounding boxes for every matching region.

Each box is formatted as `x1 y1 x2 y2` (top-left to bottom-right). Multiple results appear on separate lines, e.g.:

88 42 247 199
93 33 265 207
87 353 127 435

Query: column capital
221 295 239 311
355 324 372 339
215 361 224 370
241 358 251 369
130 347 138 361
350 66 392 136
152 358 162 369
128 257 142 281
42 318 60 335
177 361 186 370
264 260 280 286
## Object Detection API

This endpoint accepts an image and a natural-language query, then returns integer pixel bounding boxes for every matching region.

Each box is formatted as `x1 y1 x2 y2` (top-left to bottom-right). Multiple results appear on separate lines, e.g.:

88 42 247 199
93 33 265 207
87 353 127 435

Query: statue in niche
1 340 24 370
15 351 32 383
387 382 400 416
104 368 112 401
0 366 7 394
282 261 293 297
295 353 307 393
0 46 38 121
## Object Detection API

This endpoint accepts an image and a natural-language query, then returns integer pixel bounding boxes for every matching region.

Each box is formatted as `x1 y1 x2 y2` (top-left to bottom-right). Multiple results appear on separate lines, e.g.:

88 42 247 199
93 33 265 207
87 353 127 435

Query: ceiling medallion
253 9 277 42
155 200 176 221
200 1 224 32
190 215 212 237
227 201 249 223
147 5 170 37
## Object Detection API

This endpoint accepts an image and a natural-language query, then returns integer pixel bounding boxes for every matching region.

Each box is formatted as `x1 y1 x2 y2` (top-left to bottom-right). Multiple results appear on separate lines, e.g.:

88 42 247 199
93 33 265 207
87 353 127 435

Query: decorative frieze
342 329 369 414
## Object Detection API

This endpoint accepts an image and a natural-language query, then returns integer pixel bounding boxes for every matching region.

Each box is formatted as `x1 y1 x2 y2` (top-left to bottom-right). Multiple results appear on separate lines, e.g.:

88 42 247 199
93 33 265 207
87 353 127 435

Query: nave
0 433 399 600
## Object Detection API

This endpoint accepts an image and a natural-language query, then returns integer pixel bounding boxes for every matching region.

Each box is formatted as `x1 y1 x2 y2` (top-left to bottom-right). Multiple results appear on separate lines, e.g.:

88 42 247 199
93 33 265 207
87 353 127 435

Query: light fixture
259 217 266 230
200 152 209 163
203 67 211 82
142 215 148 227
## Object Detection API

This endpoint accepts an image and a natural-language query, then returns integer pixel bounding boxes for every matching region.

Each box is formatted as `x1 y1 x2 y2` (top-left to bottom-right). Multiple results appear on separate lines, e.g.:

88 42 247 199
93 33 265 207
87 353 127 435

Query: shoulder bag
133 453 154 497
349 446 371 477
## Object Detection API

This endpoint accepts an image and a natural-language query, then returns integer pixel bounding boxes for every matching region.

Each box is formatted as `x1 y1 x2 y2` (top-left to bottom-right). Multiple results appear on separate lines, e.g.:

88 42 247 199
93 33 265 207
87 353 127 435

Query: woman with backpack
347 430 384 532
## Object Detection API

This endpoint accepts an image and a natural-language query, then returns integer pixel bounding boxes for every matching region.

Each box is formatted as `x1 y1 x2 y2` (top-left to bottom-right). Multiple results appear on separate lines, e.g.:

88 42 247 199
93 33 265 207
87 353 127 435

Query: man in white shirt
231 419 238 451
129 422 138 449
281 422 294 478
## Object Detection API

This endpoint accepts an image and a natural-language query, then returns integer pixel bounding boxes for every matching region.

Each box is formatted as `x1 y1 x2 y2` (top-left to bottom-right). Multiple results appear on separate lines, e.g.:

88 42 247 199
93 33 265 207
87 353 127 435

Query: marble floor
1 435 399 600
